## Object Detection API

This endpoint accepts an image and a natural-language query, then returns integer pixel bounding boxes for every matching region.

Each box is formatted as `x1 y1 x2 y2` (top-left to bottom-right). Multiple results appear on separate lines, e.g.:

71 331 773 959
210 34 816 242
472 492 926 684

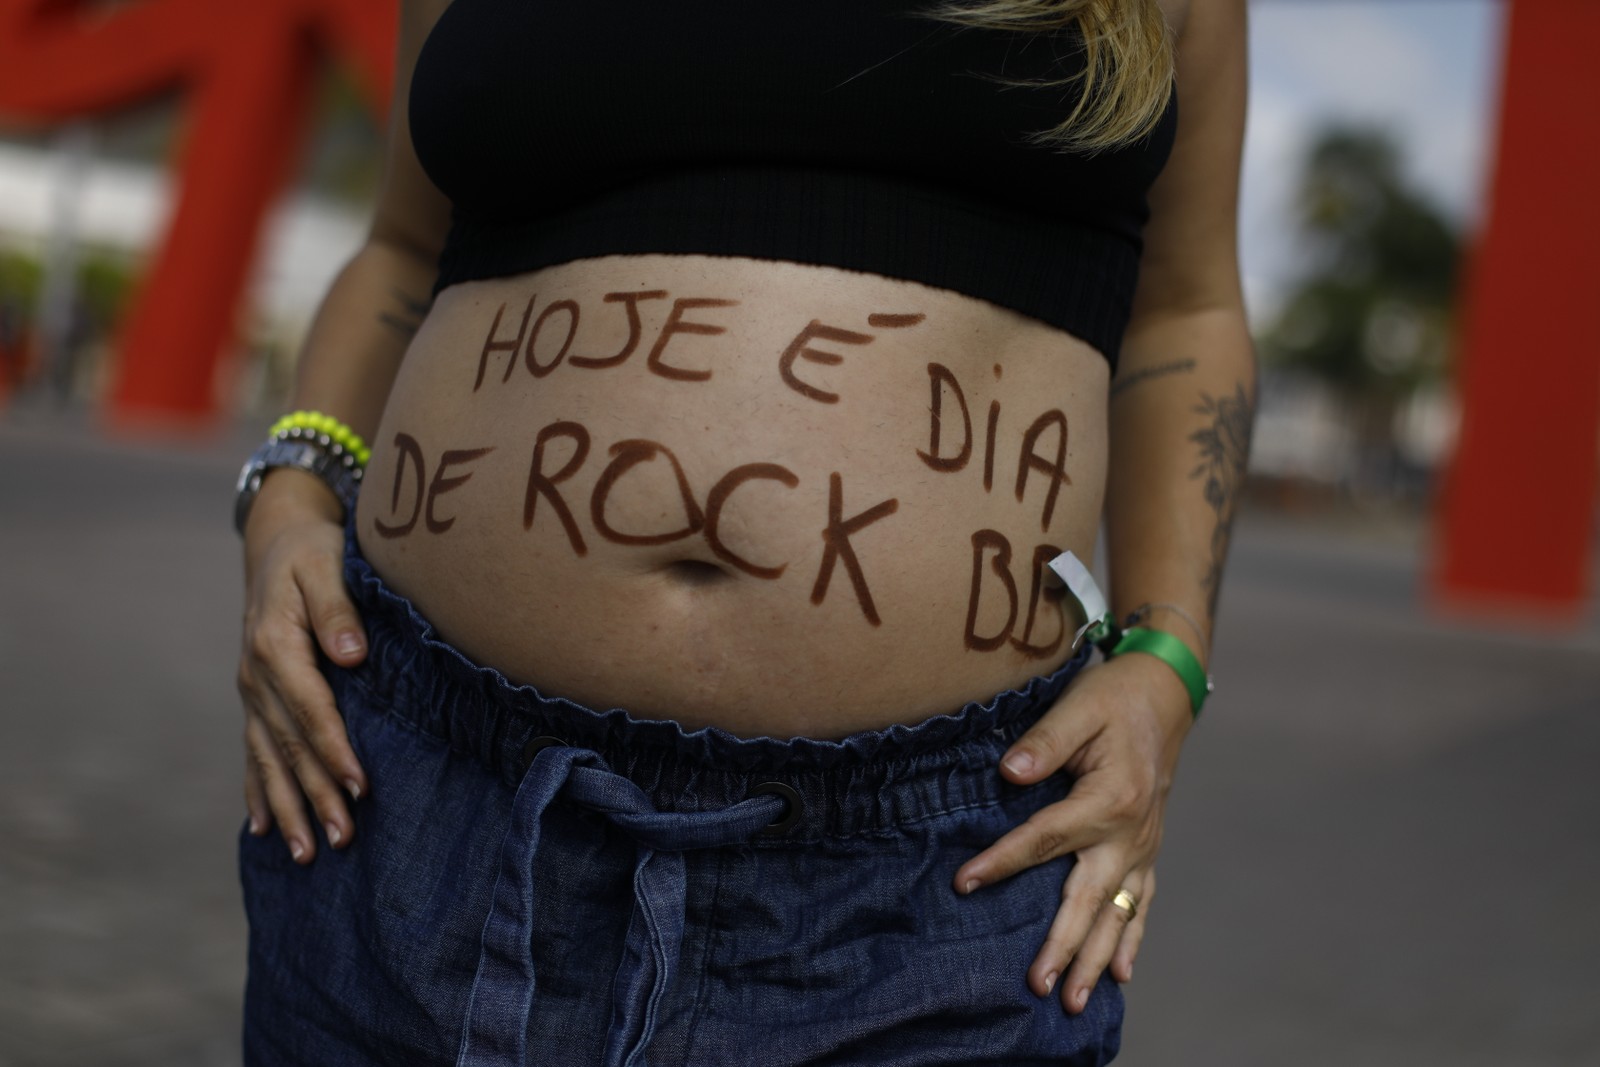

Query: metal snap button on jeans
750 781 802 836
521 735 568 770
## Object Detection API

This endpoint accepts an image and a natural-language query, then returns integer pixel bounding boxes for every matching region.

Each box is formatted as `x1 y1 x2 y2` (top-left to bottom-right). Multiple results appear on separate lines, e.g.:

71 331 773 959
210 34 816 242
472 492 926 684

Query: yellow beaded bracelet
270 410 371 467
235 411 368 534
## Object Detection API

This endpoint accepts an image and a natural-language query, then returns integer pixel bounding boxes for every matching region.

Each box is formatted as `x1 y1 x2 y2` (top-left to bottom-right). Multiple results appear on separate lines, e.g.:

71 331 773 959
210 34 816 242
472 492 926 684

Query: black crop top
410 0 1177 366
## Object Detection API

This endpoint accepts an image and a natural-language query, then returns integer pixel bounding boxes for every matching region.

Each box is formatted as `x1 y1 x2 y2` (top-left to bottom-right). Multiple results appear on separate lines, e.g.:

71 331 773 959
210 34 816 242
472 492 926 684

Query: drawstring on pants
455 743 791 1067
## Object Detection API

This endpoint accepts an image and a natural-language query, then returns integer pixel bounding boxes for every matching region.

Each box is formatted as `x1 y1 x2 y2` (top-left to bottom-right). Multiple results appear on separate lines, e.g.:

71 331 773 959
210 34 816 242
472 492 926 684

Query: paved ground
2 405 1597 1066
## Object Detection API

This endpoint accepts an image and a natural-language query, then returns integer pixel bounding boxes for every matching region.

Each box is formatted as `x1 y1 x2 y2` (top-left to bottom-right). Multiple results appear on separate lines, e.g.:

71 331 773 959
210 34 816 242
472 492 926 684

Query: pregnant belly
355 255 1110 738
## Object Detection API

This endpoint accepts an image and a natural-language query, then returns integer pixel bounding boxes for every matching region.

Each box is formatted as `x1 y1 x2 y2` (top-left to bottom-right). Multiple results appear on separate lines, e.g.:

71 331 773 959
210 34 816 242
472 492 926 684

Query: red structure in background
1433 0 1600 620
0 0 396 430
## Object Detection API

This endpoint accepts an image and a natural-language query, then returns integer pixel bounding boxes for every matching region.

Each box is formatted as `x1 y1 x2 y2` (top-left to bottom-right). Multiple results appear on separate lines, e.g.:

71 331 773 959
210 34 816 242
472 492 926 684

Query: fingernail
1074 988 1089 1011
248 815 262 835
963 877 982 895
344 778 362 801
1125 965 1134 982
335 632 363 657
290 840 306 861
1043 971 1058 994
326 822 342 846
1002 752 1034 777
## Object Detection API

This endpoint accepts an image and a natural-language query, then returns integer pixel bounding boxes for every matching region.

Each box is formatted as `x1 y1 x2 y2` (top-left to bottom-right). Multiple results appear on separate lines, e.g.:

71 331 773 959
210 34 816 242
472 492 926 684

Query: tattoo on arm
1110 358 1197 399
1188 382 1255 618
378 287 433 339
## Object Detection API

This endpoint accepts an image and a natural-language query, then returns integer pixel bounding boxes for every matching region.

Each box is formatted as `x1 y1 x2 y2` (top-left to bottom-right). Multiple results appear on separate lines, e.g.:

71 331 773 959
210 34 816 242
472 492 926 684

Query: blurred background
2 1 1596 1064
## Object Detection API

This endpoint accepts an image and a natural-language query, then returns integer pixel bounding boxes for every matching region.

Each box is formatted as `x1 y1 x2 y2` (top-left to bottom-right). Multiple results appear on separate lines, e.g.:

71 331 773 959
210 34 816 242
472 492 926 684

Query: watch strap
234 437 363 535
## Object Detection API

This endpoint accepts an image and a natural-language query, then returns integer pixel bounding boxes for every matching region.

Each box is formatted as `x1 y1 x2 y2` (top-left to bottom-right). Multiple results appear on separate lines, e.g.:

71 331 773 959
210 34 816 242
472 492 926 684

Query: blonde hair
929 0 1176 152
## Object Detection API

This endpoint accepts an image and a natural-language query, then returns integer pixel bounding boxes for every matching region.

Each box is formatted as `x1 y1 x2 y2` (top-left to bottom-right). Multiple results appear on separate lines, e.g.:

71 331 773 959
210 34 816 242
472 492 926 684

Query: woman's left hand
953 649 1195 1014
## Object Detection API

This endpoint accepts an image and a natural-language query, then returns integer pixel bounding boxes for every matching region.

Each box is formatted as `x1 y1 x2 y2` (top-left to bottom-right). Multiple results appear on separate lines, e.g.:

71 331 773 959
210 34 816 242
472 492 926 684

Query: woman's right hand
238 470 370 863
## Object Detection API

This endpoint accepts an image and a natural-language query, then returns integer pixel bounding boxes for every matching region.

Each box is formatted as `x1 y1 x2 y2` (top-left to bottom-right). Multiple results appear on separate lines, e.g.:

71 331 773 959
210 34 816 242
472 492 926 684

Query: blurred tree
0 246 41 392
1261 126 1462 488
78 250 133 329
0 246 43 305
1266 127 1460 392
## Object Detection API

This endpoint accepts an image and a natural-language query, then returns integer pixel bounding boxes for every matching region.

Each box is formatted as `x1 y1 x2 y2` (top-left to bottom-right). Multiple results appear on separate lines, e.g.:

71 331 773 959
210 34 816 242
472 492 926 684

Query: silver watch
234 433 365 535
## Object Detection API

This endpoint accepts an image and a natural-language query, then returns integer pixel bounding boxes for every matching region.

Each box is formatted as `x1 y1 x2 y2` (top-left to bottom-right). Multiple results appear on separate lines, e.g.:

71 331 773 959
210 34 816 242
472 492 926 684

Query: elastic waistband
338 527 1089 840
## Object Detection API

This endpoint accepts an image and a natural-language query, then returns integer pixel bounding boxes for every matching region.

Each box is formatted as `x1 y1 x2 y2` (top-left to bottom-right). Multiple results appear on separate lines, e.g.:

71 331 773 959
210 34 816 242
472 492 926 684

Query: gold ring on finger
1110 888 1139 921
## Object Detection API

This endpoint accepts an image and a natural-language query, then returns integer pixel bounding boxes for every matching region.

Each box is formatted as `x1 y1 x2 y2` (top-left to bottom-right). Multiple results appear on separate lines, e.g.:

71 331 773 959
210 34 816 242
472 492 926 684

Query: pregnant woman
234 0 1253 1063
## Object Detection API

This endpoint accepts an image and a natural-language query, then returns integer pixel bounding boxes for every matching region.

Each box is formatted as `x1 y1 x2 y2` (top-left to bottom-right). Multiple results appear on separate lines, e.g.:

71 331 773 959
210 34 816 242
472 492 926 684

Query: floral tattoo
1188 383 1255 619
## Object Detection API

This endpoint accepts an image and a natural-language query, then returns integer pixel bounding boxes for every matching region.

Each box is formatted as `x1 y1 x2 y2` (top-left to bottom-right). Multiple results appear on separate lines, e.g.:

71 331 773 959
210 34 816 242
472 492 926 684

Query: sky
1240 0 1507 325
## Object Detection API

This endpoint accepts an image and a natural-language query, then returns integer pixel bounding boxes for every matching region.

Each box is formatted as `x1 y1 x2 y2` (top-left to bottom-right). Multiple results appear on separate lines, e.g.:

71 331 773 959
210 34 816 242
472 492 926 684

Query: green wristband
1110 626 1212 718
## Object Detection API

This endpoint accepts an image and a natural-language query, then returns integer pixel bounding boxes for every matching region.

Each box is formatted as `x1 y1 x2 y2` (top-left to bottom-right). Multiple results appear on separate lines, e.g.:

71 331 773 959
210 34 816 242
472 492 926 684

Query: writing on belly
373 287 1075 659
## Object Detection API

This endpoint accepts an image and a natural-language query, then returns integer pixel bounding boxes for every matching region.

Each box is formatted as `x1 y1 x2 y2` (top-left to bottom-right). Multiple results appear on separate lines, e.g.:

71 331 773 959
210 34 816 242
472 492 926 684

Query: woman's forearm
249 239 436 528
1105 304 1257 666
285 238 436 441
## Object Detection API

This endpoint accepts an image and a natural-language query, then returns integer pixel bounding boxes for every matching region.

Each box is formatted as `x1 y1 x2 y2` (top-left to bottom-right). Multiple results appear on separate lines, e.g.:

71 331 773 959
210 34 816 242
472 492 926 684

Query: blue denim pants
239 533 1122 1066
